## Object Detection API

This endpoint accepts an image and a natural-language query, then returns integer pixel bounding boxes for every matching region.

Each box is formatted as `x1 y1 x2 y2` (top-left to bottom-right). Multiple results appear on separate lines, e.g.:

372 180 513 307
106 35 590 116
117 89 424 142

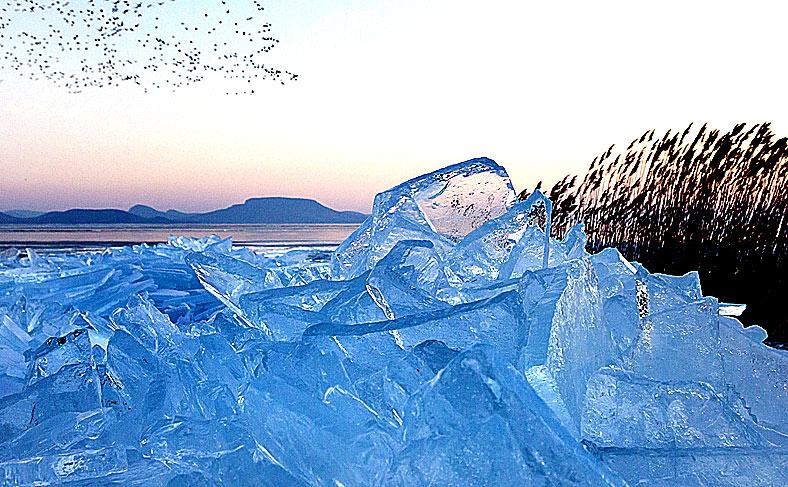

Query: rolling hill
2 198 366 225
129 197 367 224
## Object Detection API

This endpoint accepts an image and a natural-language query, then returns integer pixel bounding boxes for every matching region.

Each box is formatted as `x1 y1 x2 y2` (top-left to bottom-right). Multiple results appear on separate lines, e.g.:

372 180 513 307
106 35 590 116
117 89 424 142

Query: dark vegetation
533 123 788 344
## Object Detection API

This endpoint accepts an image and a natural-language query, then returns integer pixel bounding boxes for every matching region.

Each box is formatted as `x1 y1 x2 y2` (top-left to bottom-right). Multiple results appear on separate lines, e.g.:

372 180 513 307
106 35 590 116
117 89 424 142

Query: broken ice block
306 290 529 366
582 367 771 449
110 294 181 353
589 248 641 355
237 341 401 486
448 189 553 283
633 265 704 315
0 363 102 440
331 200 455 280
237 279 343 339
25 328 92 386
241 240 456 340
388 345 625 486
188 241 330 317
411 339 459 375
378 157 517 242
519 259 615 431
486 222 586 284
596 448 788 487
367 239 459 307
0 409 110 464
623 296 723 385
332 157 516 279
0 447 128 485
103 330 159 417
718 316 788 436
321 240 455 325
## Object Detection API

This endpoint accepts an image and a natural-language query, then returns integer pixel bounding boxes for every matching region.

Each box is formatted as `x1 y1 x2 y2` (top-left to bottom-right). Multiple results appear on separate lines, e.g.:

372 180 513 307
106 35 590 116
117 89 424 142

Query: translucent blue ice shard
237 278 343 339
589 248 641 355
718 316 788 437
0 447 128 485
239 240 457 340
389 345 626 486
332 157 516 279
623 296 724 385
448 189 554 284
582 367 772 449
25 328 92 386
518 258 615 432
367 239 460 308
188 239 330 315
305 290 529 366
0 362 102 440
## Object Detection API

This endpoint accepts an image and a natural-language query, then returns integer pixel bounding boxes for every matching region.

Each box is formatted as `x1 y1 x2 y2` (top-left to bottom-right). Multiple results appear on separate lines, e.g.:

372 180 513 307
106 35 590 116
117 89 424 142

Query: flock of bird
0 0 297 94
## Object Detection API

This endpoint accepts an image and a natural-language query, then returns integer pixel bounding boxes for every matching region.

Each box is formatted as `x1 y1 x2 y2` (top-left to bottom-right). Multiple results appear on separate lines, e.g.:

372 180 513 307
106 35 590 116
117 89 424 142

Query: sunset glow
2 0 787 213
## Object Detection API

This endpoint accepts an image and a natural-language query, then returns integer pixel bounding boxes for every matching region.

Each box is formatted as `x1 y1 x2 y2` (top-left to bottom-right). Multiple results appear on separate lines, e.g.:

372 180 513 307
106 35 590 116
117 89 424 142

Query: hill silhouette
1 198 366 225
17 209 171 225
129 197 366 224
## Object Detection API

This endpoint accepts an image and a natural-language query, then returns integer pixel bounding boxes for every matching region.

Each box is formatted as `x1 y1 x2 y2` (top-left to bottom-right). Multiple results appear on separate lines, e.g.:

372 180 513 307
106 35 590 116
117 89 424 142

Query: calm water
0 224 359 253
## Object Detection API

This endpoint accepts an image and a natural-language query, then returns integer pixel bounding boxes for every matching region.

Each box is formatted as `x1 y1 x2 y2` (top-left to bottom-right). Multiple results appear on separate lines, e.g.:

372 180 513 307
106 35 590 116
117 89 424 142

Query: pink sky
2 1 787 213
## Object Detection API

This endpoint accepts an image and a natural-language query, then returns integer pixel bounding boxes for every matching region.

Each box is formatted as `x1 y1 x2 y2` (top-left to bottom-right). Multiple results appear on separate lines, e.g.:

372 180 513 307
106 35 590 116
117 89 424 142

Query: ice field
0 159 785 485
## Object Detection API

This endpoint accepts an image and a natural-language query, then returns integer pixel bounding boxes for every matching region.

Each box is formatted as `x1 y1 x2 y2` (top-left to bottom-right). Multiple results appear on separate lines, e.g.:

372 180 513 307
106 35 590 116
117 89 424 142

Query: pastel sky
1 0 787 213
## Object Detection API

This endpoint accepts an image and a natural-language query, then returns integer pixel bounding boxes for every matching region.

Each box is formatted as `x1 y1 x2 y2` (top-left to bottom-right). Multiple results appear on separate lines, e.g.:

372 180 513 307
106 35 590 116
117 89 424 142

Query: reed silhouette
531 123 788 345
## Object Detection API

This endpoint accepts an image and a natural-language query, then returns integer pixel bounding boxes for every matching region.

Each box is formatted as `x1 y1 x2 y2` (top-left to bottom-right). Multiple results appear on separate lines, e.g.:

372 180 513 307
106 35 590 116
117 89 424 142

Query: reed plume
531 123 788 344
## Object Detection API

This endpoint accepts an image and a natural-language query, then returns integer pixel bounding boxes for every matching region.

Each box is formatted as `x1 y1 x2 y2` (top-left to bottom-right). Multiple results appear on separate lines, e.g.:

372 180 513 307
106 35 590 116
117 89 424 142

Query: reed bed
537 123 788 344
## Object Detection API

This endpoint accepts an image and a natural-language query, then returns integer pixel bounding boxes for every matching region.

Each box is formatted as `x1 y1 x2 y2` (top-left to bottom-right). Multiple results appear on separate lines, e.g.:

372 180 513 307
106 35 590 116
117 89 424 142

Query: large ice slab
582 367 772 449
596 448 788 487
447 189 557 284
718 316 788 436
519 258 615 432
305 290 529 366
388 345 626 486
332 157 516 279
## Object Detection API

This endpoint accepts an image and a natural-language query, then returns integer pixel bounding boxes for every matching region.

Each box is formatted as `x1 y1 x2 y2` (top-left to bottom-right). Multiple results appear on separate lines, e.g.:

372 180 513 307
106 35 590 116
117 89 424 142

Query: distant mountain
126 205 165 220
0 212 21 224
129 197 367 224
1 198 366 225
17 209 172 225
2 209 44 218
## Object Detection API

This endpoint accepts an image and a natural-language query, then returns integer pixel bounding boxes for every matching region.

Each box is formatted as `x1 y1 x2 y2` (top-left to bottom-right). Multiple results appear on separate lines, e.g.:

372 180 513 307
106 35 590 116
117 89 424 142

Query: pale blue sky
1 0 786 212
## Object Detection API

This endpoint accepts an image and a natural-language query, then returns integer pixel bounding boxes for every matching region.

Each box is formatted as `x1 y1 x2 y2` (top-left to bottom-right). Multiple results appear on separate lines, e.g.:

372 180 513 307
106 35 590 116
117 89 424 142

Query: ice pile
0 158 786 486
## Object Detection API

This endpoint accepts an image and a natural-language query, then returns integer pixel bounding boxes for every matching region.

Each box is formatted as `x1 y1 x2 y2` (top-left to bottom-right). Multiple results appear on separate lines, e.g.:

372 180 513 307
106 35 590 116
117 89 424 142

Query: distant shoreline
0 223 361 229
0 223 360 252
1 197 369 226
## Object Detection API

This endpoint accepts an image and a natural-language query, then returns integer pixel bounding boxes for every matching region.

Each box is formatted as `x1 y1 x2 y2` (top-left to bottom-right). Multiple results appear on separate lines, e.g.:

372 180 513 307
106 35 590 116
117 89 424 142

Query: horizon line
1 194 370 215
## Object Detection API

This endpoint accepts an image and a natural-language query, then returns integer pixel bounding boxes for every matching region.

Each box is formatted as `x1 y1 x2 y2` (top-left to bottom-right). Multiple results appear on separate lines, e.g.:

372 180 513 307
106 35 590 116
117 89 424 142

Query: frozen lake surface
0 223 359 253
